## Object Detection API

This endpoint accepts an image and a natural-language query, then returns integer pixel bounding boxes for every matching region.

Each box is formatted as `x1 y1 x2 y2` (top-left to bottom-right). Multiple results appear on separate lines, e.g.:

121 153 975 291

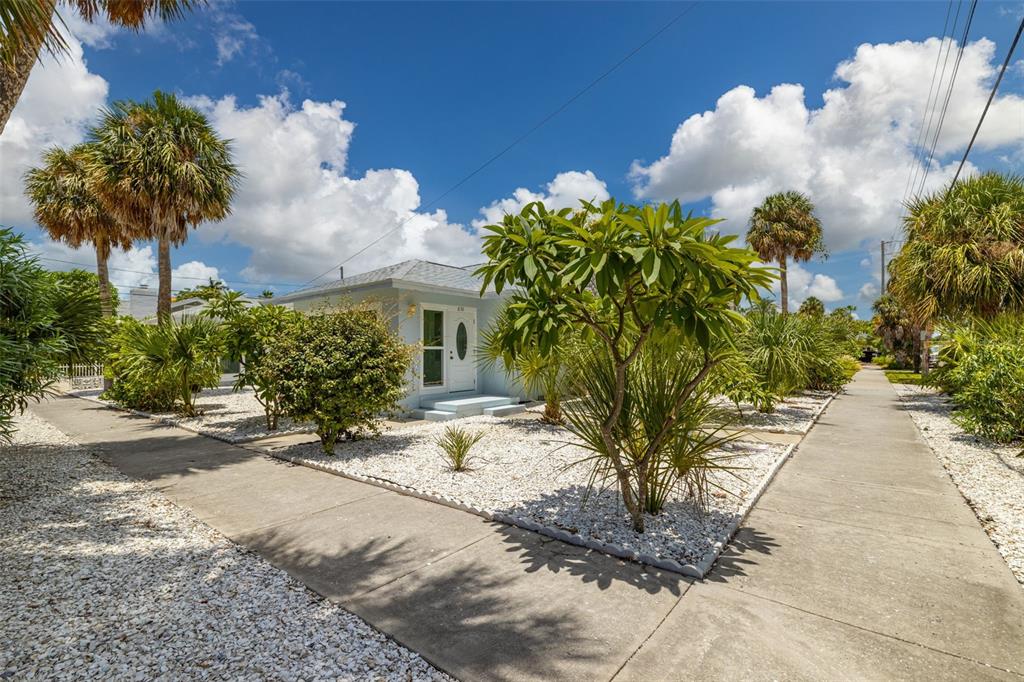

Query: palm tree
24 143 135 317
87 91 239 321
890 172 1024 324
0 0 195 134
747 191 825 314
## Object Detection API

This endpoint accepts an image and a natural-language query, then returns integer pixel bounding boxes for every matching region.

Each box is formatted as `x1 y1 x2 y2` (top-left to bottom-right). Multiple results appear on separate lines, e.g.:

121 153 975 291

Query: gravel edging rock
892 383 1024 585
0 411 451 681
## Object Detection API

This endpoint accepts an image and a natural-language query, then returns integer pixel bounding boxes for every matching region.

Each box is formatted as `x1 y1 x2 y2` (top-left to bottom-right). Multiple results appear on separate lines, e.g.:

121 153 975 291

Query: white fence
58 363 104 391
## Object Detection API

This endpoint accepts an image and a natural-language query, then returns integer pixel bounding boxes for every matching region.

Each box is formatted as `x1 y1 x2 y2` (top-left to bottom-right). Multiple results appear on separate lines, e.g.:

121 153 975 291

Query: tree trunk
157 234 172 322
0 0 56 134
95 245 114 318
779 256 789 315
95 244 114 391
920 324 932 376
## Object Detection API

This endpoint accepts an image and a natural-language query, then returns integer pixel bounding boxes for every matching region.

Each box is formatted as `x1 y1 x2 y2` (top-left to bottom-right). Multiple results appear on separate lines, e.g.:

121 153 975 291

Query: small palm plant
436 425 485 472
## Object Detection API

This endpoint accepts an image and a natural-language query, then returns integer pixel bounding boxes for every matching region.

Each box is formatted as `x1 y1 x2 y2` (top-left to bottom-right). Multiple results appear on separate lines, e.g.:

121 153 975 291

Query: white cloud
767 262 845 305
61 11 121 49
631 37 1024 251
173 260 221 285
472 170 610 228
859 281 880 301
189 93 482 282
859 257 871 268
209 4 260 65
0 31 108 229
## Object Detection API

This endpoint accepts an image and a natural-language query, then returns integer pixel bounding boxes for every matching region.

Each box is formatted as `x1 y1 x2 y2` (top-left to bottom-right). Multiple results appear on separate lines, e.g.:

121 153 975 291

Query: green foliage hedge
932 316 1024 444
267 308 412 453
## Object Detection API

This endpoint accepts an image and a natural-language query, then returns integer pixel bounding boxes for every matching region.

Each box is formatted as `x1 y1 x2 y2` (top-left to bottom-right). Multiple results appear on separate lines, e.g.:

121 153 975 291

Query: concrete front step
420 395 516 417
483 404 525 417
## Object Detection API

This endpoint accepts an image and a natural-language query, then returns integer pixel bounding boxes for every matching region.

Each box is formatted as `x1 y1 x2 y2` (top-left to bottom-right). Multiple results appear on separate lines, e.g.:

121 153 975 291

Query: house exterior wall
281 285 523 412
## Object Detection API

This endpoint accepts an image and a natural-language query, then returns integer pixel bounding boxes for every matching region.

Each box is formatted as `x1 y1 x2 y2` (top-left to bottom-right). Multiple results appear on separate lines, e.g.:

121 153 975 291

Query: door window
456 322 468 360
422 309 444 386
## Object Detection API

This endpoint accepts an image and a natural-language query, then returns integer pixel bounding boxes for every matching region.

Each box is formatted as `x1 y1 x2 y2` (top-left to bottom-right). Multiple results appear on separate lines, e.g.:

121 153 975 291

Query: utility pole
880 240 886 293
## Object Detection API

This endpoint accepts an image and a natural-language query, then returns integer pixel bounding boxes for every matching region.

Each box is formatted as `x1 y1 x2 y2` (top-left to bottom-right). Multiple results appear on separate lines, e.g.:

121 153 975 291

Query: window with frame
422 309 444 386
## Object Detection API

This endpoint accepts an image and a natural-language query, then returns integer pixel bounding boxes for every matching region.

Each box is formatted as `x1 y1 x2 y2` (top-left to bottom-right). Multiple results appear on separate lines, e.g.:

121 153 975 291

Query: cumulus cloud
766 262 845 306
0 32 107 229
631 37 1024 251
188 93 482 282
472 170 610 228
859 281 880 301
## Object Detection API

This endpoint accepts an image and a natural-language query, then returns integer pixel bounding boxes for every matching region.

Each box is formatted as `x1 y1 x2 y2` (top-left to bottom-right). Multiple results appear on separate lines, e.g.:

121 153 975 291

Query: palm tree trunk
157 234 172 322
779 256 789 315
95 245 114 318
0 0 56 134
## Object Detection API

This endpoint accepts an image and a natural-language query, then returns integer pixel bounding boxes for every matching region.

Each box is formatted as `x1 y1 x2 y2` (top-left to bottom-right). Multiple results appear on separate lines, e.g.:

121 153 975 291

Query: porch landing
413 394 524 421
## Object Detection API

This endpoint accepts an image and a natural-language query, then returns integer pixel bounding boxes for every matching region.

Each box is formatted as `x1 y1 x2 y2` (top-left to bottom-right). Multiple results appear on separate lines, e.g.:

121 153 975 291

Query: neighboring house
275 259 525 420
127 285 158 320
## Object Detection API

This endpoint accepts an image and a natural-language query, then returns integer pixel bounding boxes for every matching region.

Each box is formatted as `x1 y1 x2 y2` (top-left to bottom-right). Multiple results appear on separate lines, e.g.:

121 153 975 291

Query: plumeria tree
477 199 773 532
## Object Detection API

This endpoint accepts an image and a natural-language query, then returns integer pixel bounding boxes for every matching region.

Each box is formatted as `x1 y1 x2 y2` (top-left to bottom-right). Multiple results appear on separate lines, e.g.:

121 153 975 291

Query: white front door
447 308 476 393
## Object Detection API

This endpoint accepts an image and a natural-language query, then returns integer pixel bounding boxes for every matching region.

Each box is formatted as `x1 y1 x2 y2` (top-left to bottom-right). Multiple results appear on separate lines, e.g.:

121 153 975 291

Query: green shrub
268 309 412 454
934 316 1024 444
213 298 301 430
104 316 224 415
435 425 484 471
737 304 809 400
0 229 66 441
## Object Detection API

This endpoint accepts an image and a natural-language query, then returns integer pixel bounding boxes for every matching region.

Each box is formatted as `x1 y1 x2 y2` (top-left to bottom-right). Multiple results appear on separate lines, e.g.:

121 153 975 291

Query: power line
901 0 955 212
916 0 978 198
948 15 1024 188
300 2 700 288
35 256 305 290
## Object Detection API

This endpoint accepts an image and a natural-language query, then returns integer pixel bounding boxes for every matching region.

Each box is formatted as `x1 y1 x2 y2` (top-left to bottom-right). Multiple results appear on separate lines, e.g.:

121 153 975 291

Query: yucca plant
566 333 740 517
436 425 485 472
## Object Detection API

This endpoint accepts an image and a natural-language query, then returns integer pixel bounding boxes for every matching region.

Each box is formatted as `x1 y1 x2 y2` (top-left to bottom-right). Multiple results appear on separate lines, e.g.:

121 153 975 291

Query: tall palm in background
24 143 135 317
746 191 825 314
87 91 239 321
0 0 195 133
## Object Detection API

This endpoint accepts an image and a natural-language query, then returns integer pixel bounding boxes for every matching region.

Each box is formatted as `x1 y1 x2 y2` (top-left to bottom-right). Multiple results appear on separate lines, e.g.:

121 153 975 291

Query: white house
274 259 526 420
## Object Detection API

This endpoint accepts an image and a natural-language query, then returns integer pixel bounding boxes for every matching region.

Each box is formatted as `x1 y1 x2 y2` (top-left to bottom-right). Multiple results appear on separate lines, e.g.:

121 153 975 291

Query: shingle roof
277 259 493 302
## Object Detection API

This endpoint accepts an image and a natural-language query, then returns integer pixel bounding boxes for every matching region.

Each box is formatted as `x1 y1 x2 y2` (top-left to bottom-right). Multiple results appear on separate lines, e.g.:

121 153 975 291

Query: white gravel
712 390 834 434
283 414 790 568
75 386 315 443
0 411 449 681
892 383 1024 585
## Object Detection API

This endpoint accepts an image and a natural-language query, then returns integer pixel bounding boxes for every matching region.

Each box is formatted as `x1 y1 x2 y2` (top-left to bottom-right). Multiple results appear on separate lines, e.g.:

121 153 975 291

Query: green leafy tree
872 294 918 370
87 91 239 321
24 143 135 317
798 296 825 317
746 191 825 315
268 309 412 454
0 229 66 440
0 0 196 134
48 270 104 364
477 199 772 533
216 299 301 430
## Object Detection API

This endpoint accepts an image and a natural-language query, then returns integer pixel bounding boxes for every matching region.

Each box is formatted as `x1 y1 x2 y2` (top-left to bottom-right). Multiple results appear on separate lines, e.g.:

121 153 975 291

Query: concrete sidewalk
31 366 1024 680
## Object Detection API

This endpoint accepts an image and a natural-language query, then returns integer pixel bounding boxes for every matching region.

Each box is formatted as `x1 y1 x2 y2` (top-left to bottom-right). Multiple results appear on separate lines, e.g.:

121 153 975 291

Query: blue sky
2 1 1022 316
